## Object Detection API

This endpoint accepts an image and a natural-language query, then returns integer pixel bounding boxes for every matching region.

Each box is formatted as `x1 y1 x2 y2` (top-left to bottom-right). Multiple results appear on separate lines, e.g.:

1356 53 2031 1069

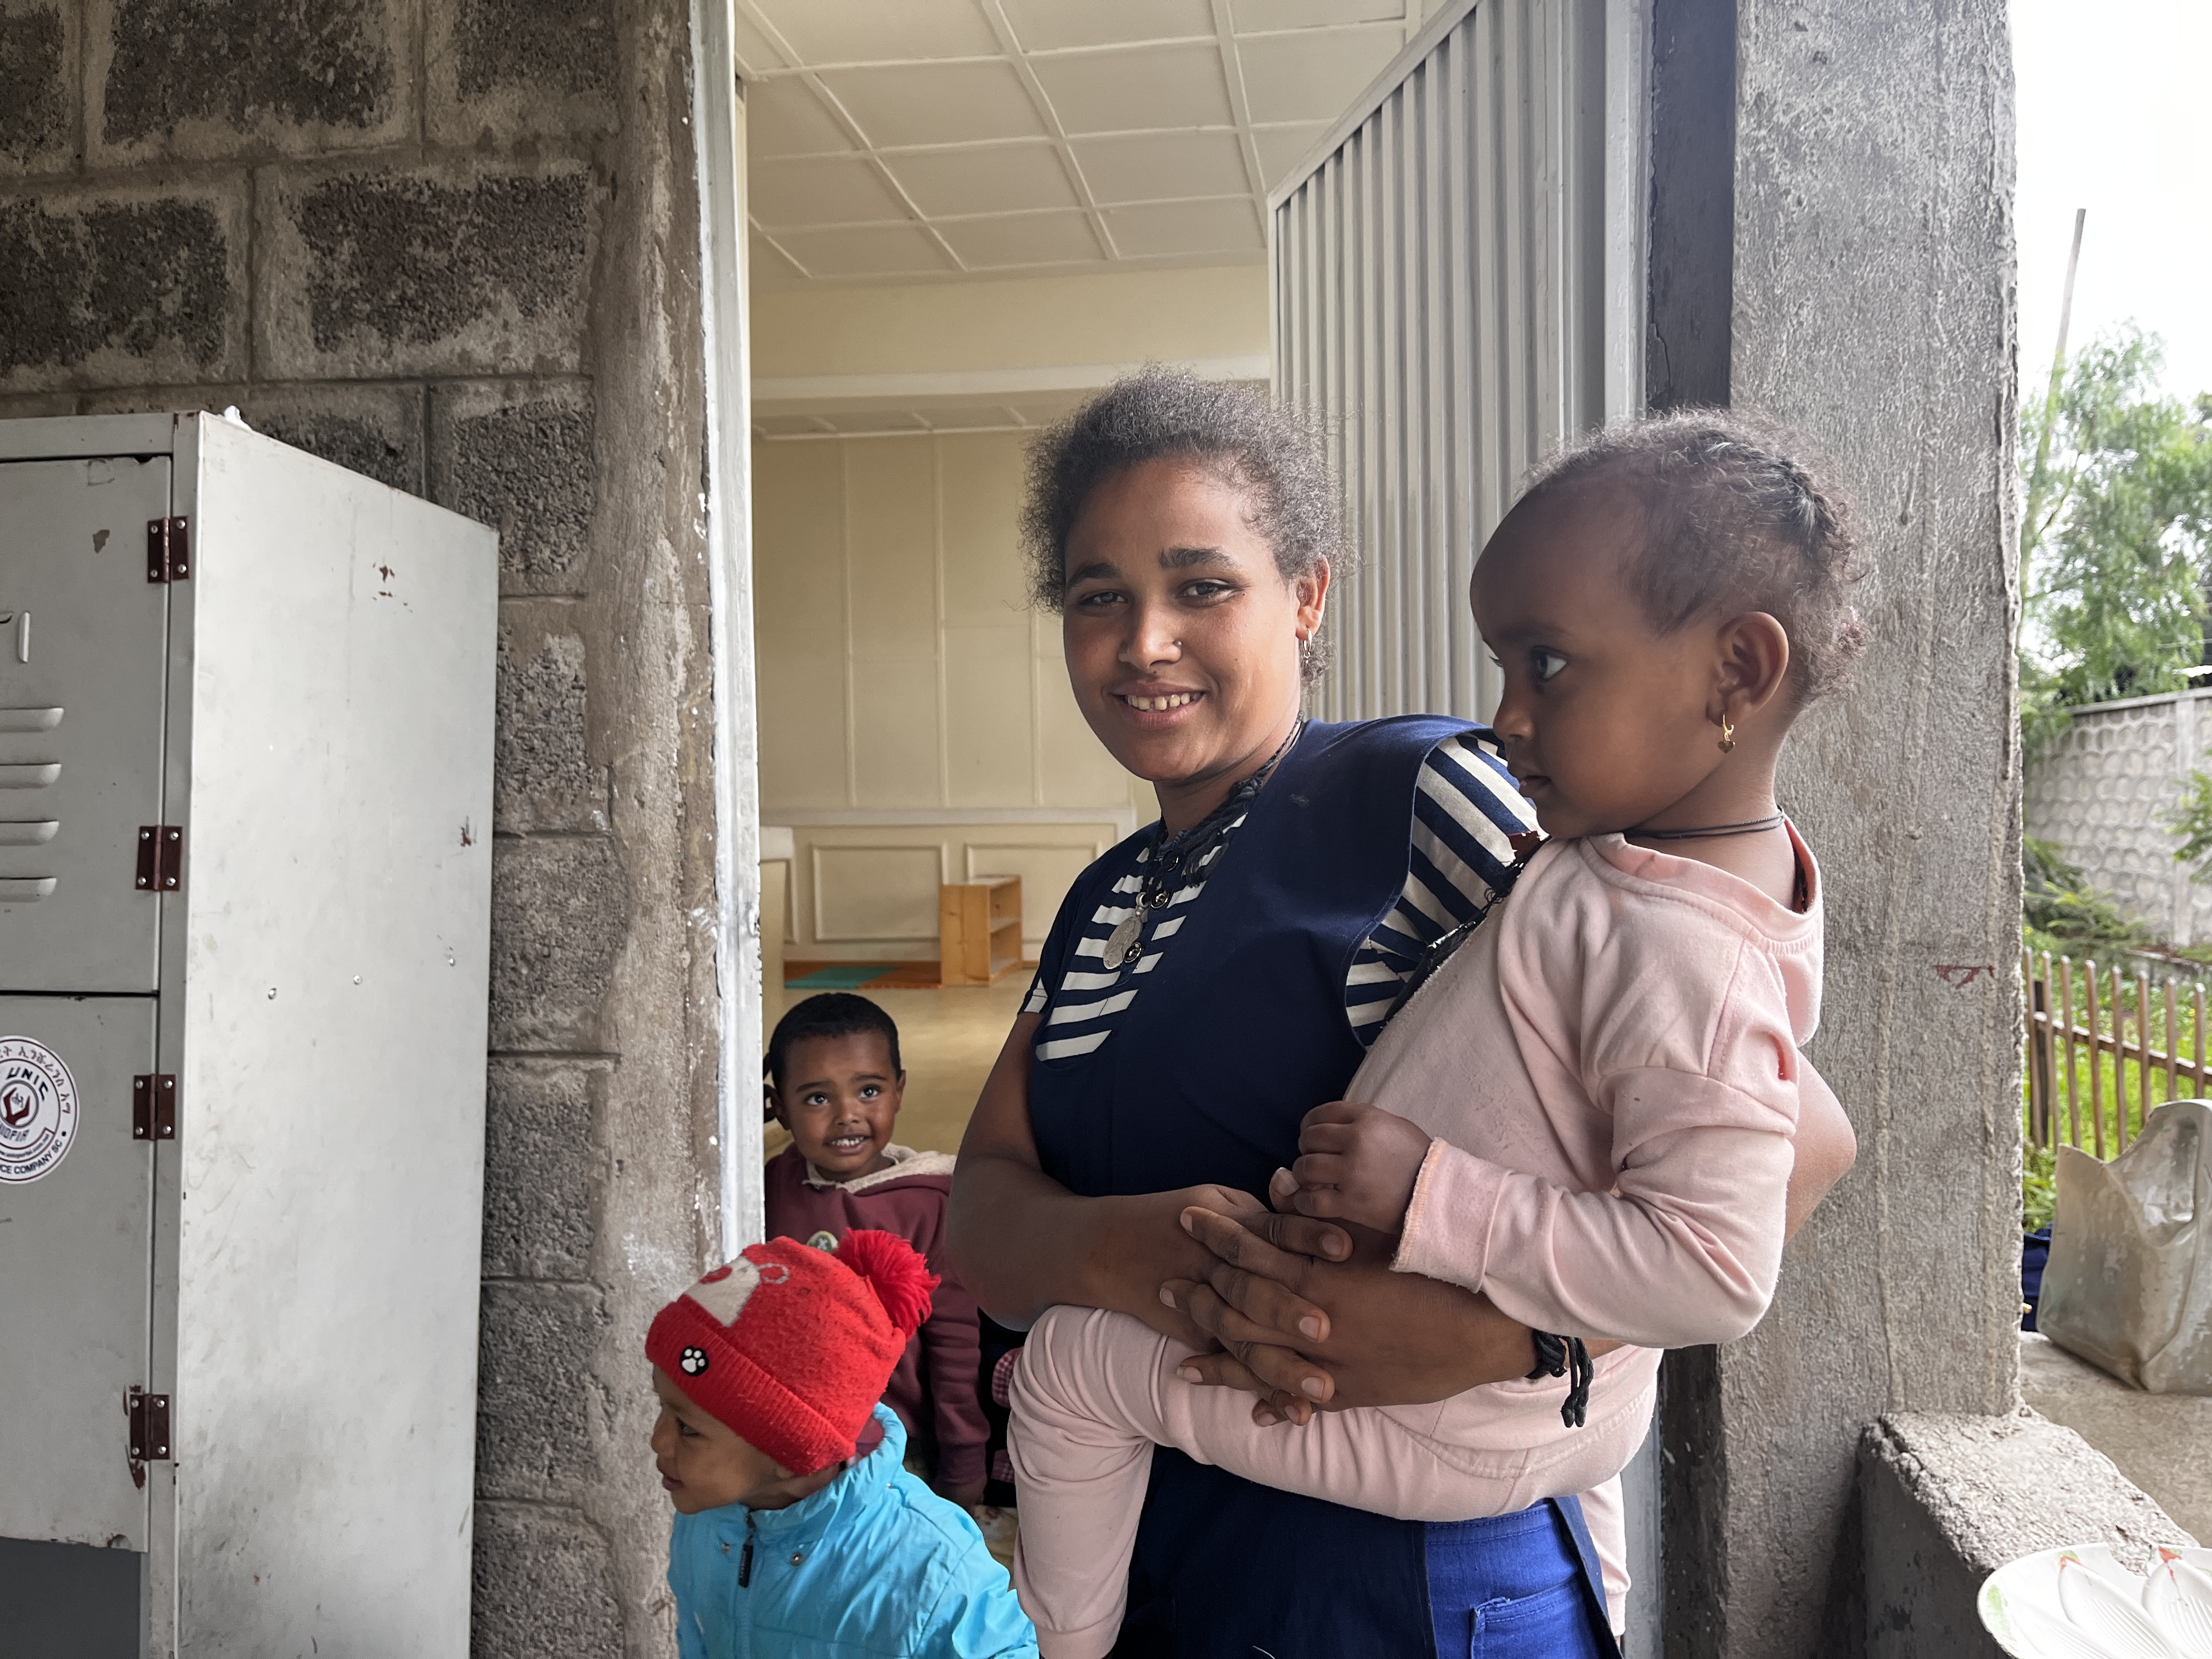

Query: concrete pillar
1647 2 2023 1654
1 3 727 1654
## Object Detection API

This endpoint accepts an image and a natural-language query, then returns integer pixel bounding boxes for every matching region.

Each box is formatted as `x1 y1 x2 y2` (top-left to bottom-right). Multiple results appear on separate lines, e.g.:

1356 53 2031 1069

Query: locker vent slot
133 1074 176 1141
146 517 190 583
0 821 58 844
0 706 62 732
136 825 182 891
0 878 57 901
0 763 60 788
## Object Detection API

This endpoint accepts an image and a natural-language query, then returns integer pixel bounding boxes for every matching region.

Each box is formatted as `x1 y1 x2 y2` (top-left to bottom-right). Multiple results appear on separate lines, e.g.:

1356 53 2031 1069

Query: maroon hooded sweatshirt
762 1142 986 1488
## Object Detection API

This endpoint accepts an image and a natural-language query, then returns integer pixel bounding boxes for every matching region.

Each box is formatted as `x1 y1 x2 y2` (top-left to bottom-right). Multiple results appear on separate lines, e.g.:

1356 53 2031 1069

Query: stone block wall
1 3 723 1654
2024 691 2212 948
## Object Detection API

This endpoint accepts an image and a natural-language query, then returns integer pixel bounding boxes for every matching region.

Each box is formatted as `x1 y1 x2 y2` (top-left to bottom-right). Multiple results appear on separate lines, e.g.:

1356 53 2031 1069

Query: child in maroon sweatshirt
763 993 988 1504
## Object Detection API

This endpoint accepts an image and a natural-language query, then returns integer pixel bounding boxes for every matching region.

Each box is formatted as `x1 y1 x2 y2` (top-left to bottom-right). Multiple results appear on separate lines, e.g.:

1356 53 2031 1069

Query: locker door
0 995 155 1549
0 455 173 992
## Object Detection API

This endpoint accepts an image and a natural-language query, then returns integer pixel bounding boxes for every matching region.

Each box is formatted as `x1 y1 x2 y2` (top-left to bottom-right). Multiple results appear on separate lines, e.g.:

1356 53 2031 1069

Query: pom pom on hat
836 1228 937 1336
645 1232 939 1477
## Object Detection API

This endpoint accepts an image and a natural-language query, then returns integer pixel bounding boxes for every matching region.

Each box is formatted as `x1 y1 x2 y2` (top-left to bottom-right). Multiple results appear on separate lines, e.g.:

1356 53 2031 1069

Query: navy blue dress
1025 718 1621 1657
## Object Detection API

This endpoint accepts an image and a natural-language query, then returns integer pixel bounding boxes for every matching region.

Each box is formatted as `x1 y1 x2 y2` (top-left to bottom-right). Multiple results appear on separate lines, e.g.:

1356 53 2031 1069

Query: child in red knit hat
646 1229 1037 1658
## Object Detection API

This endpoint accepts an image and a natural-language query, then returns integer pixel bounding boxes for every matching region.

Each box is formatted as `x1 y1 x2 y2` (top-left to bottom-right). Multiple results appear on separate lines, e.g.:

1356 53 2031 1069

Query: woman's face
1060 458 1326 811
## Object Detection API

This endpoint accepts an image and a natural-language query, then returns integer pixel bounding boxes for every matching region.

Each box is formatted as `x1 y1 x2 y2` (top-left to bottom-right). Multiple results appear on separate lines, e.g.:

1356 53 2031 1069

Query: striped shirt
1025 732 1536 1060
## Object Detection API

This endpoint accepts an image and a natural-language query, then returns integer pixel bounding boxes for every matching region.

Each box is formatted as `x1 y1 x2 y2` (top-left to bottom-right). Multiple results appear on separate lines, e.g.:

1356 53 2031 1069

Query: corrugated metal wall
1273 0 1635 723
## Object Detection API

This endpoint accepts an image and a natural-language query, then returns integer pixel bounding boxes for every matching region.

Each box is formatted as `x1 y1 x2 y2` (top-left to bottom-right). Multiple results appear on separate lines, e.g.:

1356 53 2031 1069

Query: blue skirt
1114 1451 1620 1658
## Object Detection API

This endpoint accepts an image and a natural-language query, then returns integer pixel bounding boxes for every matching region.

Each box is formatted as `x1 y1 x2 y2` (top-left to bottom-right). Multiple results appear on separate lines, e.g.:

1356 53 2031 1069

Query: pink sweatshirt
1375 825 1819 1348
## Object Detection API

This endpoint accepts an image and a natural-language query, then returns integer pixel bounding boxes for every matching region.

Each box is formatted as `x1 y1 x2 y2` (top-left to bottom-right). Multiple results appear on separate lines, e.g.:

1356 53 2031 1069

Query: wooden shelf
940 876 1023 985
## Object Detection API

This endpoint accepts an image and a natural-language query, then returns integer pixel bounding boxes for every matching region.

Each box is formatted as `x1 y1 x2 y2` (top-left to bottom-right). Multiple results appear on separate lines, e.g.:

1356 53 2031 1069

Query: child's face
1470 488 1750 839
768 1032 903 1181
650 1366 810 1514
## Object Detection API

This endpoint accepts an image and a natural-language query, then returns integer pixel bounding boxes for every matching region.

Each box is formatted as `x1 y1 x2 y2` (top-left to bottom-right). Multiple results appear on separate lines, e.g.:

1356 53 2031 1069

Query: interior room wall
751 263 1271 380
754 428 1144 960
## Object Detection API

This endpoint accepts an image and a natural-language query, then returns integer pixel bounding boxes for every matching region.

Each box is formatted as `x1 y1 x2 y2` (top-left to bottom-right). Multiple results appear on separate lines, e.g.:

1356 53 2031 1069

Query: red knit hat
646 1231 938 1476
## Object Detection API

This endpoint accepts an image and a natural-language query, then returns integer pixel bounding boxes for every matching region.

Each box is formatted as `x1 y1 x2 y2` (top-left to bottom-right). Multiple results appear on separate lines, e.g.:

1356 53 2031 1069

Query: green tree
2020 328 2212 750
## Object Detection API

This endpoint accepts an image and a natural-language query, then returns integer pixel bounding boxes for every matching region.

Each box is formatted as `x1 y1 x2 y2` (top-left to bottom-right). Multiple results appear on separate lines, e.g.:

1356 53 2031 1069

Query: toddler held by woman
1006 412 1865 1657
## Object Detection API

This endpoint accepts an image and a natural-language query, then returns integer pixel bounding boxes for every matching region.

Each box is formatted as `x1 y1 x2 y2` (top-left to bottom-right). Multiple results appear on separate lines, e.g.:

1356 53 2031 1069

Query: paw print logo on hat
679 1346 709 1376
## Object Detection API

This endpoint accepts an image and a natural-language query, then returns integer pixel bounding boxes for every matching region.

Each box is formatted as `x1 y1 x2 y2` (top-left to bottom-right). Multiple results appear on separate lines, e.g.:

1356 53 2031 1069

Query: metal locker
0 413 497 1657
0 455 174 991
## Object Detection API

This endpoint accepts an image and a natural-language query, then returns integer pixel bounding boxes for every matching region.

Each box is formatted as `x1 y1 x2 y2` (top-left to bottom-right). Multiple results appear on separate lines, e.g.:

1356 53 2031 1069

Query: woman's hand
1160 1202 1540 1423
1272 1100 1433 1233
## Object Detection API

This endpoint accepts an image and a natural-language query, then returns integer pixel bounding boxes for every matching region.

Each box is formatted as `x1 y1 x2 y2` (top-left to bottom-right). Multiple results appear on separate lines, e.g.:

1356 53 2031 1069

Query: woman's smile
1113 685 1206 725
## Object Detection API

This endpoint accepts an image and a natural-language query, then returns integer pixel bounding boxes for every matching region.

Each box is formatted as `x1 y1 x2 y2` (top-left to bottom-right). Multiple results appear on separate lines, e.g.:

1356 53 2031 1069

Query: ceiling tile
730 12 789 75
1103 197 1265 258
749 0 1000 63
818 61 1048 147
1030 43 1234 134
751 156 911 227
746 77 857 157
1251 120 1331 189
1234 24 1404 123
937 210 1105 268
749 229 809 289
883 143 1079 216
1074 131 1251 204
754 413 833 437
772 222 958 279
1231 0 1406 29
1001 0 1215 52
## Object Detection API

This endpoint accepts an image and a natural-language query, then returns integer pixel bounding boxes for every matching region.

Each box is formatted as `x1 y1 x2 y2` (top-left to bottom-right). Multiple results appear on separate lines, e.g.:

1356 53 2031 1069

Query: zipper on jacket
737 1513 755 1588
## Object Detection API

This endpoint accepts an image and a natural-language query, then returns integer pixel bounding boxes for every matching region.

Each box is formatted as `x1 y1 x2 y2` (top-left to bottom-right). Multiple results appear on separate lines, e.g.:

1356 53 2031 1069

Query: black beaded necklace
1103 718 1306 972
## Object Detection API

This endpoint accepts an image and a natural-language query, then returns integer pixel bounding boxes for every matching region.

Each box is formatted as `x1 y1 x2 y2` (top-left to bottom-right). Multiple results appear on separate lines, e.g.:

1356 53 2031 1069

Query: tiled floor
764 972 1032 1159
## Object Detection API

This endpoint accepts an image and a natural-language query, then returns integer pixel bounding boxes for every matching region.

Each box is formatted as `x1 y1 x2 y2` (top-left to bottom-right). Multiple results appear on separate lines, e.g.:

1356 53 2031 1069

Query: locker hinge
136 825 182 892
146 517 190 583
128 1387 171 1479
132 1074 176 1141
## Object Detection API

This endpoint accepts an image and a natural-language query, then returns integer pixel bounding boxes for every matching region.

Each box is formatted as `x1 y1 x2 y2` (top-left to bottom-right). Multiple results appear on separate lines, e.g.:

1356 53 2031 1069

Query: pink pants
1008 1305 1635 1659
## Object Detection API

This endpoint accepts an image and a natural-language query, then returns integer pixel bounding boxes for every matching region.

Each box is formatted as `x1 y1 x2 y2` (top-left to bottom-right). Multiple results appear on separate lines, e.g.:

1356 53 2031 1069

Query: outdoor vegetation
2018 327 2212 1224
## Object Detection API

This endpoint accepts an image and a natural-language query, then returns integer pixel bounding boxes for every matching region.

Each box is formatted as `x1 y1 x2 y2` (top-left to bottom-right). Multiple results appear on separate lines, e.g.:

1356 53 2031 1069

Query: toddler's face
769 1032 902 1180
650 1365 792 1514
1470 489 1740 838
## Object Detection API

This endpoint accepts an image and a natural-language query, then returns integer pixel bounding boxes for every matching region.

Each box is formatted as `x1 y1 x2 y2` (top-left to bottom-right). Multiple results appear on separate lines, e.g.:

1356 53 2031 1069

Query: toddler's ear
763 1085 785 1126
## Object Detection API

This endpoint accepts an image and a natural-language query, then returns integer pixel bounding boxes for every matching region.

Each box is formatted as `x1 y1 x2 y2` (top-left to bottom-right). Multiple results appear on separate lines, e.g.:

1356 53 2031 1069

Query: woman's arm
944 1012 1261 1341
1786 1060 1857 1236
947 1013 1549 1412
1172 1056 1859 1410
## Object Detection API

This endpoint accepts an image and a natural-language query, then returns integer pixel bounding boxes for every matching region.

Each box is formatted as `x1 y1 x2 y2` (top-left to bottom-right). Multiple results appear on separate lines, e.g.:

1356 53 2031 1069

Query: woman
947 370 1855 1655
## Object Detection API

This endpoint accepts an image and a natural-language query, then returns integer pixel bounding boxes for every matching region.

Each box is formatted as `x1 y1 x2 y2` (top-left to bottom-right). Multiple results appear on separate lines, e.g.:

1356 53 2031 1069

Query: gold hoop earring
1718 715 1736 754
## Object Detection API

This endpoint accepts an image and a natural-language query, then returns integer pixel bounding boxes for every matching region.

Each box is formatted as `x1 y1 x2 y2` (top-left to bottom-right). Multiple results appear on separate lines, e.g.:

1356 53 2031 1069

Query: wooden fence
2022 949 2210 1157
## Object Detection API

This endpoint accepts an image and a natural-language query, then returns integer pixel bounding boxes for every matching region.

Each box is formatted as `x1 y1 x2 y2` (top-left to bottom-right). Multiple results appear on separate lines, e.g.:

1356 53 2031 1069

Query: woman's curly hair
1020 366 1351 681
1519 408 1870 703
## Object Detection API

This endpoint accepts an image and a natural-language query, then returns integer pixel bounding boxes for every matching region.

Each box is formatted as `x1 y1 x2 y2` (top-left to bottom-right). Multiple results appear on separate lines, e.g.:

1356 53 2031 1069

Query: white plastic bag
2038 1099 2211 1395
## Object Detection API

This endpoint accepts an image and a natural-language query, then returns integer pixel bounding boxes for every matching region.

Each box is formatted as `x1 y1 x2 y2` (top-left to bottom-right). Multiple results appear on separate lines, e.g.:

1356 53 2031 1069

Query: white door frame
689 0 764 1257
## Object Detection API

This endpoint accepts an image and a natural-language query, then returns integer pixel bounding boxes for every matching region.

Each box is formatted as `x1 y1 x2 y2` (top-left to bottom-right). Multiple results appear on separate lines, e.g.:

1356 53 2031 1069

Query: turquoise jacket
668 1406 1038 1658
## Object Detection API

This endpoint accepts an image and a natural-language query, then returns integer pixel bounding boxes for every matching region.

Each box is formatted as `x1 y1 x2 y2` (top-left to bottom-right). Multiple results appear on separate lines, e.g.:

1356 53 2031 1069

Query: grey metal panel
163 418 494 1655
1275 0 1629 725
0 994 156 1549
0 456 174 991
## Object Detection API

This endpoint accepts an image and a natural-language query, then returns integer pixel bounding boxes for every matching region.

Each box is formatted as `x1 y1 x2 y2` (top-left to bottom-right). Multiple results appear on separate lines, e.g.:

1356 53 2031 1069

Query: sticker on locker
0 1035 78 1183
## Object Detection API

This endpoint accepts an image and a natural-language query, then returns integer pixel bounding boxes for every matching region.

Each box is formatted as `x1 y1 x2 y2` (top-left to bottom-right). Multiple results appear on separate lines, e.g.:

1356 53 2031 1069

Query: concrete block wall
0 3 721 1654
2025 691 2212 949
1861 1412 2193 1657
